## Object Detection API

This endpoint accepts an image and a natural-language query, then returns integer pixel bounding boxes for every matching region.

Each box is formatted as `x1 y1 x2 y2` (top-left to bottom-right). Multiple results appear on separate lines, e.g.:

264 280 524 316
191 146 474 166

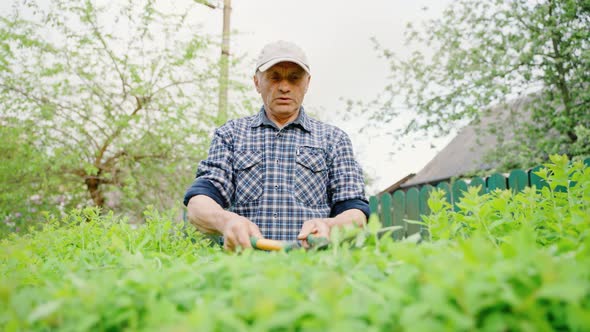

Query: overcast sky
1 0 456 194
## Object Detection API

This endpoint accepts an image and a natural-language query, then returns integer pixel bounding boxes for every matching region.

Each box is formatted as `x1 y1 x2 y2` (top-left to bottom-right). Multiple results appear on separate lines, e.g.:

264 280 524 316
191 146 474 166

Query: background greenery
351 0 589 169
0 0 255 233
1 0 588 236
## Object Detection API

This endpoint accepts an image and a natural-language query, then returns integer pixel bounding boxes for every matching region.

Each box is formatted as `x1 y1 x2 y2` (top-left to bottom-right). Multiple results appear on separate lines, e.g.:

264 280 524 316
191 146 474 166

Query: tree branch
195 0 217 9
0 83 102 151
87 11 129 98
151 79 199 97
95 95 144 166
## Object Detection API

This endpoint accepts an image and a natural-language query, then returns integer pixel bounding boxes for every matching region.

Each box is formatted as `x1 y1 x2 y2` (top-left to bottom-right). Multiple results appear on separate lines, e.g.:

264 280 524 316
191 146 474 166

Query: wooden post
436 182 452 205
406 188 420 236
469 176 486 195
487 173 507 191
369 195 379 217
380 193 393 227
217 0 231 125
508 169 528 193
392 190 406 240
419 185 434 238
452 180 468 212
529 165 548 191
419 185 434 217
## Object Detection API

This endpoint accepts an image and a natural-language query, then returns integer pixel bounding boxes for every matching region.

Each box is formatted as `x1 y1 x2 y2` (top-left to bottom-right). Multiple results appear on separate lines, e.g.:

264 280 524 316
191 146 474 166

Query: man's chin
270 105 299 115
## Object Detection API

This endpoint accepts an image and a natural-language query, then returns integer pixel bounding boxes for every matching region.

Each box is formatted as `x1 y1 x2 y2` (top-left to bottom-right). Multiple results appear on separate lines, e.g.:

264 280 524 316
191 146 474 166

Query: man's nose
278 80 290 93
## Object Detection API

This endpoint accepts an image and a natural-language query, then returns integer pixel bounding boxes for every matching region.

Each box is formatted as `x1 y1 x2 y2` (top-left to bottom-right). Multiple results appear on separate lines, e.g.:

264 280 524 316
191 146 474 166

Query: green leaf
367 213 382 235
27 300 62 323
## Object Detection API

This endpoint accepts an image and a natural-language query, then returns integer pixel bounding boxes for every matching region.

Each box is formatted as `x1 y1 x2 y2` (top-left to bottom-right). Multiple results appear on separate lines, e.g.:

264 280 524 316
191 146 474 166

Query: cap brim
257 58 310 74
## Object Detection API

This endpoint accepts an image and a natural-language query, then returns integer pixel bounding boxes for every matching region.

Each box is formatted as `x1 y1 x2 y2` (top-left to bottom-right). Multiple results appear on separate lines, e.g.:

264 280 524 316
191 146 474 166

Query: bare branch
95 94 145 166
151 79 200 98
195 0 217 9
87 10 129 97
0 83 102 151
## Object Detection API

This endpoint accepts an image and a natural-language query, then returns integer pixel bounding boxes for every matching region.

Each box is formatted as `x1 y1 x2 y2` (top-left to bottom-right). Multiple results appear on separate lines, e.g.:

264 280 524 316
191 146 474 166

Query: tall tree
363 0 590 169
0 0 224 222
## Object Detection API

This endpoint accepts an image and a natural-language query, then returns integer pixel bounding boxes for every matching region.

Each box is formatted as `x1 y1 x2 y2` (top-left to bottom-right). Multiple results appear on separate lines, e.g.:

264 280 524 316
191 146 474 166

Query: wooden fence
368 158 590 239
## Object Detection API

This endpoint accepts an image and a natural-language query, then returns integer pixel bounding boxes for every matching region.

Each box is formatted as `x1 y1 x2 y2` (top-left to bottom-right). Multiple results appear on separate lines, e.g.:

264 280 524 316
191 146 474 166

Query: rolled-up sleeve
327 131 370 217
183 127 234 208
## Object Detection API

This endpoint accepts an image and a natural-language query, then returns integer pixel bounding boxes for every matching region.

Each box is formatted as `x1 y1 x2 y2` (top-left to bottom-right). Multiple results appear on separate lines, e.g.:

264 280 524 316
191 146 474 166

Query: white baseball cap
255 40 310 74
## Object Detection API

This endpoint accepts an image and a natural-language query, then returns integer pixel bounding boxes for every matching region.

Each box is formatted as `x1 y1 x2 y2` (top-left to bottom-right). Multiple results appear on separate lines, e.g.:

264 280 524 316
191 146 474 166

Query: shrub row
1 155 589 331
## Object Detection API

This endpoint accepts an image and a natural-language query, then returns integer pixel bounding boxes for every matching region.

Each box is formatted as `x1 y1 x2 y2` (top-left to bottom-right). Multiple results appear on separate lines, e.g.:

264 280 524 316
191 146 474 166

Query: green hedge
1 155 589 331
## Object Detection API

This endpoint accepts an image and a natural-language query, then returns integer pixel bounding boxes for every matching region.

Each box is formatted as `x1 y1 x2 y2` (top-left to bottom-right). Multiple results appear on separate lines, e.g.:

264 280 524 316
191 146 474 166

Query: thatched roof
379 173 415 195
391 96 535 189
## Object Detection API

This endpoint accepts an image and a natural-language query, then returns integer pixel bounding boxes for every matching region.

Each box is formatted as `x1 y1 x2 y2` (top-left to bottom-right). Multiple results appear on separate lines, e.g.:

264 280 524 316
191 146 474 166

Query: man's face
254 62 310 121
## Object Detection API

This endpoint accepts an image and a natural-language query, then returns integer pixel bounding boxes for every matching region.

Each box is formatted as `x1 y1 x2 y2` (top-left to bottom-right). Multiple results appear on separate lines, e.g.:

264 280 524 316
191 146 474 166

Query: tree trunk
85 177 105 207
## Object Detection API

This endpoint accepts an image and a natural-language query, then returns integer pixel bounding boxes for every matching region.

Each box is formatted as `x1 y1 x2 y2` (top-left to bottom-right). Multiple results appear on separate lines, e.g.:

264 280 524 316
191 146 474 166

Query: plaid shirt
189 107 368 240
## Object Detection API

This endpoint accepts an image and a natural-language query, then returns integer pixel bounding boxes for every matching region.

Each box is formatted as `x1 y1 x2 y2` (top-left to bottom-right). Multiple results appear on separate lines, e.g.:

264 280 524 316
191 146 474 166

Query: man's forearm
186 195 237 235
326 208 367 229
188 195 264 250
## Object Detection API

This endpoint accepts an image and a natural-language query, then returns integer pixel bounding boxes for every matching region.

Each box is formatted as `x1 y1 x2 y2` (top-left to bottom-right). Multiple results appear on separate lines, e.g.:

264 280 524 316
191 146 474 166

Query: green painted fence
369 158 590 238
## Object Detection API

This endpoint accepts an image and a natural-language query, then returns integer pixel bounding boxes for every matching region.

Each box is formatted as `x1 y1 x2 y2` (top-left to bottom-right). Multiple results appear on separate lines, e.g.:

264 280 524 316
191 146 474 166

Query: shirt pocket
233 150 264 205
295 146 329 206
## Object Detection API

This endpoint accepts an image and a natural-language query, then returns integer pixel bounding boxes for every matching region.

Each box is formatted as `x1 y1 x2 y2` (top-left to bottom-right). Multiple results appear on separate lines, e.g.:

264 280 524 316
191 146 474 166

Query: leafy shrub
424 155 590 253
1 156 589 331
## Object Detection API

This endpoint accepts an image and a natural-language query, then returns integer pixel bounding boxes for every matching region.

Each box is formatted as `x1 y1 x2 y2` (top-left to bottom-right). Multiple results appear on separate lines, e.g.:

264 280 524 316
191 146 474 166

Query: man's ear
253 74 260 93
303 75 311 94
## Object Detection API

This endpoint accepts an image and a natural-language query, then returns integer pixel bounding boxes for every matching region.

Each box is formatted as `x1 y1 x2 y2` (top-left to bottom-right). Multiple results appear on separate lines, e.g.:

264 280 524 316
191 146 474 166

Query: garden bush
1 155 589 331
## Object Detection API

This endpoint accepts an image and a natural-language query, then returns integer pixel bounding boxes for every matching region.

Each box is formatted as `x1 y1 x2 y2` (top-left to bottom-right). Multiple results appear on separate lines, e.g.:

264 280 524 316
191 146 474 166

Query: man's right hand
186 195 263 252
222 217 263 252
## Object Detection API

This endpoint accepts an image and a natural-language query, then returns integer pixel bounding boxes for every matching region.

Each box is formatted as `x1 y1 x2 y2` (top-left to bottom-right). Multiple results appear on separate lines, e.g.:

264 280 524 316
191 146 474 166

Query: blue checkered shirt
184 107 369 240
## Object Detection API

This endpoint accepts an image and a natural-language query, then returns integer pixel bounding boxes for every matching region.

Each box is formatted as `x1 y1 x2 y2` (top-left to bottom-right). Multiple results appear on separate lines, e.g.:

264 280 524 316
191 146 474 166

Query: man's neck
265 110 300 129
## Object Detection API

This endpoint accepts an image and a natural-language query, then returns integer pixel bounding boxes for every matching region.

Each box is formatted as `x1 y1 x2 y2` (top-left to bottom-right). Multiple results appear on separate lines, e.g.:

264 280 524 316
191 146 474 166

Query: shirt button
275 159 279 164
273 213 278 218
274 185 279 190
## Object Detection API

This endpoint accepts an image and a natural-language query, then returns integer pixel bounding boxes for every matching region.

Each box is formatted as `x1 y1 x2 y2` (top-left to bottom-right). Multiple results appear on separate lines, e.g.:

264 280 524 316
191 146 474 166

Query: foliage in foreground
1 157 590 331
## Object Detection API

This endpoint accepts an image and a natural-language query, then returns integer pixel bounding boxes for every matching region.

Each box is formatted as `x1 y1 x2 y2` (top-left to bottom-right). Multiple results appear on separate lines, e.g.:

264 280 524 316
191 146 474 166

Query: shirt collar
250 106 311 132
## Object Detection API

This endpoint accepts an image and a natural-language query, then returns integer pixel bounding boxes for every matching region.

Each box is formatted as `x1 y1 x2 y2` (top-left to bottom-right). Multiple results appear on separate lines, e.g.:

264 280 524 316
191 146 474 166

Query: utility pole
216 0 231 125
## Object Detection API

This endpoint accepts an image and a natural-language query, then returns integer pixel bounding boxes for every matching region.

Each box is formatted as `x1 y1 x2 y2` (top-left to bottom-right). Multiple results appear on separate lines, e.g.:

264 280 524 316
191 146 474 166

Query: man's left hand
297 218 331 248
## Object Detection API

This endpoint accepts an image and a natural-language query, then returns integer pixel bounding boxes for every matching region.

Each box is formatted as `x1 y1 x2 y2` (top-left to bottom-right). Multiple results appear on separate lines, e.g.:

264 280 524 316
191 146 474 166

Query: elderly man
184 41 369 251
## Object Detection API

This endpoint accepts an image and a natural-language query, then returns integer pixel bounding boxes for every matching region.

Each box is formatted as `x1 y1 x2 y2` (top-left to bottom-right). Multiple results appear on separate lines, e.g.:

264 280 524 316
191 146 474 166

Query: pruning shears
249 225 405 252
249 234 329 252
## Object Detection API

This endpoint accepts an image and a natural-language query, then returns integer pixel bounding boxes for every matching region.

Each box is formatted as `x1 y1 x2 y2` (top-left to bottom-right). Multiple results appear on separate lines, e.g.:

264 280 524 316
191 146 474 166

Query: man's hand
222 217 263 252
186 195 263 252
297 218 331 248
